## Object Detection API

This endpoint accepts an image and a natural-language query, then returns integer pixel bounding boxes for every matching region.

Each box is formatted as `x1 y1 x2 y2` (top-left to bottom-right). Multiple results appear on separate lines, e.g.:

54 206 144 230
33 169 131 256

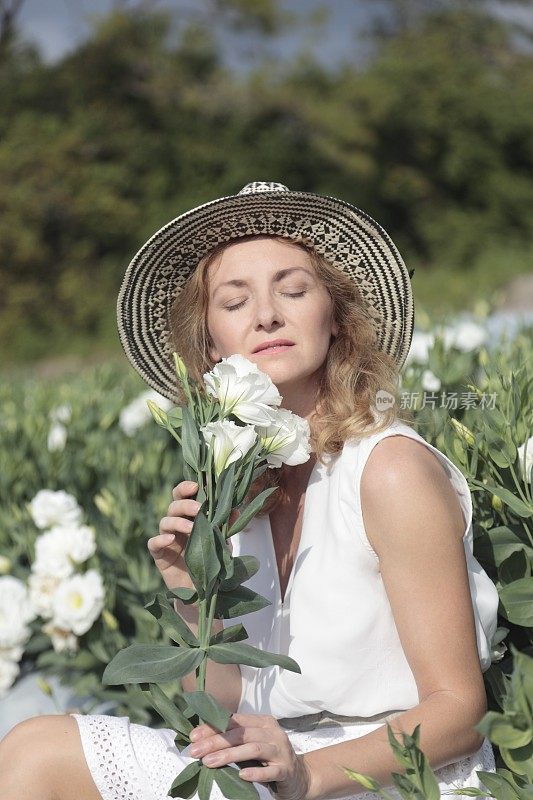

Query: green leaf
181 406 200 472
212 764 260 800
227 487 278 536
500 739 533 782
475 527 531 568
169 759 202 799
145 593 199 647
182 691 231 733
168 587 198 604
219 556 260 591
198 765 215 800
147 684 193 736
480 484 532 519
498 577 533 625
209 623 249 645
499 550 531 584
476 711 533 748
473 769 521 800
102 644 204 685
215 585 272 618
184 507 222 599
208 642 301 673
212 461 237 529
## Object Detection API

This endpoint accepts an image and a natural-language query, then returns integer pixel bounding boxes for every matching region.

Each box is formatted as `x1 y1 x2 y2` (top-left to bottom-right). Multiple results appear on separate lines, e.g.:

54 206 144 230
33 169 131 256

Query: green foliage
1 3 532 364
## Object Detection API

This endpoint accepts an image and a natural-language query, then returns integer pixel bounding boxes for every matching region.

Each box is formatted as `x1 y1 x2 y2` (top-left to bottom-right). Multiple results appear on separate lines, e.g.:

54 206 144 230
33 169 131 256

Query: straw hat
117 181 415 402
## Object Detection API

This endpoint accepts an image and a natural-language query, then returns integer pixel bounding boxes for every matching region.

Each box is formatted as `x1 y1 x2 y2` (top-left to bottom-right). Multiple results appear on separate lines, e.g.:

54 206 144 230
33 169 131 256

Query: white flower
119 389 174 436
517 436 533 485
50 570 105 636
203 354 282 426
33 524 96 579
201 419 257 479
28 572 63 618
405 331 434 365
28 489 83 530
49 403 72 424
47 422 68 452
0 577 36 648
257 408 312 468
0 657 20 698
421 369 441 392
0 645 24 662
42 621 79 654
441 320 488 352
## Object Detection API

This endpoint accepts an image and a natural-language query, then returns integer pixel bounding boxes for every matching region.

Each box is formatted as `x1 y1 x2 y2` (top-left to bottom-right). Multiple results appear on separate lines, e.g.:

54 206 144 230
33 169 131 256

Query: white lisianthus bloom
33 529 75 579
421 369 441 392
0 645 24 662
201 420 257 479
0 657 20 698
42 621 79 654
0 577 36 648
203 354 282 426
47 422 68 452
28 572 63 618
119 389 174 436
49 403 72 424
50 569 105 636
257 408 312 468
33 524 96 579
441 320 488 352
517 436 533 485
405 331 434 365
28 489 83 530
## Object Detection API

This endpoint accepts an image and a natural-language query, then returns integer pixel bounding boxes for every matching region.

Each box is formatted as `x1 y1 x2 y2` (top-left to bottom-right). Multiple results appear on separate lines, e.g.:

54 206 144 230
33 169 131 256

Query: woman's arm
303 435 487 800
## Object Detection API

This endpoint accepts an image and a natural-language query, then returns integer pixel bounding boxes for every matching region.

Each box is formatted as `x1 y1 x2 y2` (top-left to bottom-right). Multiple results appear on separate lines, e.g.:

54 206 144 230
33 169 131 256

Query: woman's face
206 237 339 414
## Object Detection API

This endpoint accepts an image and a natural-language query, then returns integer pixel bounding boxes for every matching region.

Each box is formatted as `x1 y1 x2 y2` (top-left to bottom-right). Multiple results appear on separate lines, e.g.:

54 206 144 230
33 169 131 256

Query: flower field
1 318 532 796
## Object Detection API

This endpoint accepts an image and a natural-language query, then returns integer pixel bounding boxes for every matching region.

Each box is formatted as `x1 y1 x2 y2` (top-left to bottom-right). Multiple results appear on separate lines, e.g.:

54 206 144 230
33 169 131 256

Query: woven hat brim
117 189 414 403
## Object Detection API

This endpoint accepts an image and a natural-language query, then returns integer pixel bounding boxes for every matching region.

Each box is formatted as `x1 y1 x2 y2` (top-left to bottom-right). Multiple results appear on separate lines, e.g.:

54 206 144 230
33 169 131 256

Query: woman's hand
187 713 312 800
148 480 238 590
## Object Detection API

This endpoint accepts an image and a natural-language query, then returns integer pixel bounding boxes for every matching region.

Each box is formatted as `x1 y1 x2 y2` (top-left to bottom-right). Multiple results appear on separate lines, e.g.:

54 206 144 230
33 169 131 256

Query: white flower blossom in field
0 657 20 698
201 419 257 479
119 389 174 436
405 330 434 365
42 621 79 654
50 570 105 636
28 489 83 530
28 572 63 618
203 354 282 426
442 320 487 352
256 408 312 468
47 422 68 452
49 403 72 424
421 369 441 392
33 525 96 579
0 577 36 648
517 436 533 485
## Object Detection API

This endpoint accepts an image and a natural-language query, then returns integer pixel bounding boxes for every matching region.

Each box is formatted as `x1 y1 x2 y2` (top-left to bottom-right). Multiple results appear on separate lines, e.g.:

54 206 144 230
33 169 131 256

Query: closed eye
225 291 307 312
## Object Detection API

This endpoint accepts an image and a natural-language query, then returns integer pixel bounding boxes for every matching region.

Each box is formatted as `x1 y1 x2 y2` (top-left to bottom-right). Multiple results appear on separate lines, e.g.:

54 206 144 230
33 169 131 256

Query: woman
0 182 499 800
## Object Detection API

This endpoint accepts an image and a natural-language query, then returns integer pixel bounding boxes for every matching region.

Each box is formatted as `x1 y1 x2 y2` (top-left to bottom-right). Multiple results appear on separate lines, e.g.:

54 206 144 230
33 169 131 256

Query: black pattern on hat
117 182 414 402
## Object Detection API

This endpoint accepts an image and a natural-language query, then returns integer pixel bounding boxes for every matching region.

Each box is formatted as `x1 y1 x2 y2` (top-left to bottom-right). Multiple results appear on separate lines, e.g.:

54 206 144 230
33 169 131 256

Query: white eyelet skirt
72 712 496 800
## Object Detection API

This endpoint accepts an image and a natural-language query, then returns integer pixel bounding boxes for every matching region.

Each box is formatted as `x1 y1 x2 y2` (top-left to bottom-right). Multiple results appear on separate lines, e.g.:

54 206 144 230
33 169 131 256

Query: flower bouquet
102 353 312 799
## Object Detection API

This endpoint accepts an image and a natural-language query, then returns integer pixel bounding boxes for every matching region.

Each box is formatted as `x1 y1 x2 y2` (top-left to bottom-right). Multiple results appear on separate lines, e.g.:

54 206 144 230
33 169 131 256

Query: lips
253 340 295 353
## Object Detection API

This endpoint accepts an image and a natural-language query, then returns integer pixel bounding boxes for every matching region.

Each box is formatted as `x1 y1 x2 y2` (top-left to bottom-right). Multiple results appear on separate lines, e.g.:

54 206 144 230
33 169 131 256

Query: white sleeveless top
224 419 500 720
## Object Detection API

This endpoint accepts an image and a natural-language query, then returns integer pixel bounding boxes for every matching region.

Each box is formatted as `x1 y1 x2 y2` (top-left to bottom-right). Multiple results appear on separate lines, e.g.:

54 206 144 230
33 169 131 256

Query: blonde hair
169 234 414 514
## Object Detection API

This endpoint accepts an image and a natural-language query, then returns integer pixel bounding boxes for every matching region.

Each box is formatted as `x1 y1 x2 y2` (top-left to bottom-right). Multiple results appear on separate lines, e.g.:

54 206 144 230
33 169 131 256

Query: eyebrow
213 267 313 298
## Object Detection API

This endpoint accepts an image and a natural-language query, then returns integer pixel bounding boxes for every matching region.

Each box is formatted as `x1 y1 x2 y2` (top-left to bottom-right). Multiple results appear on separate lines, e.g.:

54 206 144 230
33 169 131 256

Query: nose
252 291 285 329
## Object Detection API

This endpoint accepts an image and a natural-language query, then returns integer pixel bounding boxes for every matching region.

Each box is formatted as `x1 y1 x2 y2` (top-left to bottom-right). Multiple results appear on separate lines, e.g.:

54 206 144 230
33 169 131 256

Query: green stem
508 460 533 509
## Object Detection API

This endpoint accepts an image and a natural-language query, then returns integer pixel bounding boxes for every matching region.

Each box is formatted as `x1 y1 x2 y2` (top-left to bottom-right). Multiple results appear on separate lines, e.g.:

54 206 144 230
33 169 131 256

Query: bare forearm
174 595 242 714
303 693 486 800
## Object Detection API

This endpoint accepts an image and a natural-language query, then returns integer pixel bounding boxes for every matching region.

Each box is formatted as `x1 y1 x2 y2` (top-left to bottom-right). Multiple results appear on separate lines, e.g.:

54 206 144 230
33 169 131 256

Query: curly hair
168 233 414 515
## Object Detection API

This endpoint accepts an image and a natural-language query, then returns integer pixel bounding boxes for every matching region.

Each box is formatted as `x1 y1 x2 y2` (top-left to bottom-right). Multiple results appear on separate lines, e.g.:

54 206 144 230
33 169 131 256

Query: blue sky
13 0 412 71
